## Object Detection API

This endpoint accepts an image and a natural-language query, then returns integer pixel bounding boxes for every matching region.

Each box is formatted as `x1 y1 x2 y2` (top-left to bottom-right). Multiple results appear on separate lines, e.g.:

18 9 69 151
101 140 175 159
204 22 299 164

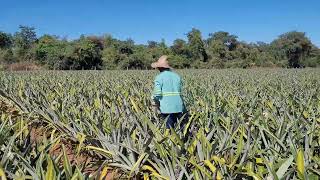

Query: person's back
154 70 183 114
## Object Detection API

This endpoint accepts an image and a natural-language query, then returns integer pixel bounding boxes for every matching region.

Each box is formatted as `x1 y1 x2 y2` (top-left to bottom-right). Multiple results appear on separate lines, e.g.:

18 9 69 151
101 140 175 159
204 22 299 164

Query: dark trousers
161 112 188 129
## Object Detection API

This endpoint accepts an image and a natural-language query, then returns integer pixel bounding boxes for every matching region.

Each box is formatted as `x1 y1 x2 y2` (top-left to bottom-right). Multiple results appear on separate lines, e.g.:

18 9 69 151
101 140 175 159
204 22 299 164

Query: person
151 55 187 131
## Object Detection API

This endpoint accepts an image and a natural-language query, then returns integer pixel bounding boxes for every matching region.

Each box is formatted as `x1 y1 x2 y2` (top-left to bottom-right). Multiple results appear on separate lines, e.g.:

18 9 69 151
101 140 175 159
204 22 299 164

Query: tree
0 49 14 64
12 26 37 61
68 37 103 70
146 39 171 64
103 34 119 48
87 36 104 50
147 41 158 49
0 32 13 49
171 39 188 55
126 46 151 69
14 25 37 50
255 41 270 52
0 32 14 65
119 39 134 55
158 39 170 55
187 28 208 62
170 39 190 68
206 31 239 62
271 31 313 68
35 35 68 69
207 40 228 59
168 54 191 69
207 31 238 51
102 46 121 70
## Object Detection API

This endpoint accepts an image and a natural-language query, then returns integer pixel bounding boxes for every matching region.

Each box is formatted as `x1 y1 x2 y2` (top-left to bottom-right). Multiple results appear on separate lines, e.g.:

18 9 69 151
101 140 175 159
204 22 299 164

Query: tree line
0 25 319 70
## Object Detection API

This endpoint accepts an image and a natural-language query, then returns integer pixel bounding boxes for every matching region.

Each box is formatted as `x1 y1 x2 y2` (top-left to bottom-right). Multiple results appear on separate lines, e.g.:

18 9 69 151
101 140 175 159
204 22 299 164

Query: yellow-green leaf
0 166 7 180
302 111 309 119
296 148 305 179
204 160 217 173
86 146 113 157
99 166 111 180
45 156 56 180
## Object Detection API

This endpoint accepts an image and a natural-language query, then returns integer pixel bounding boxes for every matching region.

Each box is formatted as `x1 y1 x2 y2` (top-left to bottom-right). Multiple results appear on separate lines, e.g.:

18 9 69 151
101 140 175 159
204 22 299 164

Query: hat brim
151 62 171 69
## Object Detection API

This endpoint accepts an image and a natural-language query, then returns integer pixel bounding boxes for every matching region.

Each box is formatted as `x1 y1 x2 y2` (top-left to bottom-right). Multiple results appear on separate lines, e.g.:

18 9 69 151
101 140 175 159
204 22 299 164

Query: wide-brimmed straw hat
151 55 171 69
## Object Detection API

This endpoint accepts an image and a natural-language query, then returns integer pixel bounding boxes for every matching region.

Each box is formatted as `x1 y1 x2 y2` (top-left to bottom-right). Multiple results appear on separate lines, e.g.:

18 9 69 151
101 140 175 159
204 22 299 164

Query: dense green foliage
0 26 320 70
0 69 319 179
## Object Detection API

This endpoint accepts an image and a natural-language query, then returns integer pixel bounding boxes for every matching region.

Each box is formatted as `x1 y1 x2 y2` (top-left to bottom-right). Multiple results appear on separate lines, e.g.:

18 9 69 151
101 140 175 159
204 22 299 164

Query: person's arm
151 77 162 109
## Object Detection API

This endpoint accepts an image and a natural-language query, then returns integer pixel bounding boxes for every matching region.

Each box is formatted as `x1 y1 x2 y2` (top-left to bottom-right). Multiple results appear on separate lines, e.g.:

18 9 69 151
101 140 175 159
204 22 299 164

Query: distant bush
0 49 15 64
302 57 320 67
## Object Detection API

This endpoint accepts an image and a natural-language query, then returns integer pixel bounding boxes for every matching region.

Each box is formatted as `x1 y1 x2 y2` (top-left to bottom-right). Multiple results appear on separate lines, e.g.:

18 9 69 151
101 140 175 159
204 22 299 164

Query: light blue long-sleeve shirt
152 70 184 113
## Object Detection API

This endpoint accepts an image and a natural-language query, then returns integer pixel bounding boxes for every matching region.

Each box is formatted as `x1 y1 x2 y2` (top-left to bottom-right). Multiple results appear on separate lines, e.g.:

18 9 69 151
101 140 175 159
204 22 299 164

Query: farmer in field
151 55 187 131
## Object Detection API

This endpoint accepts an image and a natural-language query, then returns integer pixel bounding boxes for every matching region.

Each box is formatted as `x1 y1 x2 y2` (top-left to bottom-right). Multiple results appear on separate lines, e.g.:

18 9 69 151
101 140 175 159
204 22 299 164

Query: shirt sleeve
152 77 162 101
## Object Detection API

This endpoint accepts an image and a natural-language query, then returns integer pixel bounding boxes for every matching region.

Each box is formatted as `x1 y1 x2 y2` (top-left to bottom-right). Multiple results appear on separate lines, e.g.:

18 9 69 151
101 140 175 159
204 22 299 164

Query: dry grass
5 62 42 71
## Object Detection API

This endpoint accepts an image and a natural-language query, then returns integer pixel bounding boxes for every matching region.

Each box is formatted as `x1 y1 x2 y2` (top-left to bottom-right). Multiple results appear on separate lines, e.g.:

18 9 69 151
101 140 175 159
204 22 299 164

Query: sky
0 0 319 47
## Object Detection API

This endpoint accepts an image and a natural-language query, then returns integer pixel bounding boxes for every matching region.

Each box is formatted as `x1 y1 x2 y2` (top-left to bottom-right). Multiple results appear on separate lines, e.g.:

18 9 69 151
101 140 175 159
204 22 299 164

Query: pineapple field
0 69 319 179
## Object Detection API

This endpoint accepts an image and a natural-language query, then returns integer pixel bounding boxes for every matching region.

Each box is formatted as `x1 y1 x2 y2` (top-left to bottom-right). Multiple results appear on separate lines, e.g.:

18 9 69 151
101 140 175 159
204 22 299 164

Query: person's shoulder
169 71 181 79
155 72 164 81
